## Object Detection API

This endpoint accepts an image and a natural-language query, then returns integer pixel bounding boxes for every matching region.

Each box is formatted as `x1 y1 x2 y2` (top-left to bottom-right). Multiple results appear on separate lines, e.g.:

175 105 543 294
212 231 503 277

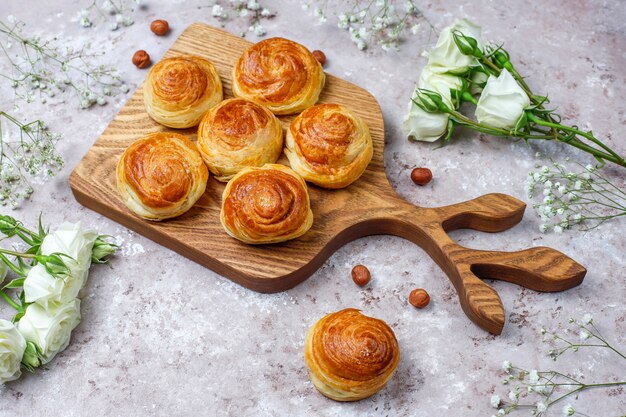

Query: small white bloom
261 8 271 17
562 404 575 416
0 320 26 383
253 24 266 36
476 69 530 129
508 390 519 402
554 225 563 234
529 369 539 383
536 401 547 413
115 13 124 23
17 300 81 365
80 16 92 28
301 3 310 11
410 23 421 35
122 16 134 26
490 395 501 408
540 224 549 233
585 164 596 173
97 97 107 106
544 180 553 189
574 180 582 189
101 0 114 12
357 39 367 50
579 329 591 340
247 0 261 10
498 409 506 416
109 21 119 31
502 360 512 373
558 185 567 194
7 15 17 24
120 84 130 93
212 5 224 17
583 313 593 324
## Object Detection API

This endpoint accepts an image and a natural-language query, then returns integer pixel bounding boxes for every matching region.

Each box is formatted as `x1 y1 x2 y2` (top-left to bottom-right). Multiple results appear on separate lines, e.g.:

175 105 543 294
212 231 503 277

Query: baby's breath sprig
0 112 64 208
0 17 128 109
526 156 626 233
207 1 276 38
77 0 140 30
491 315 625 417
303 0 432 51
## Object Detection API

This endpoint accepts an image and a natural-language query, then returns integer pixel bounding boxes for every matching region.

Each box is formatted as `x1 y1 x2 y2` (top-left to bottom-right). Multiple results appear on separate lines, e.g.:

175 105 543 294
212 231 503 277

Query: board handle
389 193 586 335
434 193 526 233
446 245 586 334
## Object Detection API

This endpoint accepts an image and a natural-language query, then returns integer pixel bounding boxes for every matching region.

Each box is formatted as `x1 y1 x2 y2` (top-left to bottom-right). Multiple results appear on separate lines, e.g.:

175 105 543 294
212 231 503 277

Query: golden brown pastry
285 103 373 189
197 98 283 182
116 132 208 220
143 55 223 128
232 37 325 115
220 164 313 244
304 309 400 402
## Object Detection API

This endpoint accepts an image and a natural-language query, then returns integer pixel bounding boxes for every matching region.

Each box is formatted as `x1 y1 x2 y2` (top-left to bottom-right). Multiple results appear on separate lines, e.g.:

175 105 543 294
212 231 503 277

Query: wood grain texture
70 23 586 334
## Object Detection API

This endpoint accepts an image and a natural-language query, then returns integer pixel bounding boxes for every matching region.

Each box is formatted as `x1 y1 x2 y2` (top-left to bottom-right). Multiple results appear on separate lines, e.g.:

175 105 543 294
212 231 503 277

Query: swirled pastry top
143 55 223 128
220 164 313 244
116 132 208 220
304 308 400 402
285 103 373 189
197 98 283 182
232 37 325 115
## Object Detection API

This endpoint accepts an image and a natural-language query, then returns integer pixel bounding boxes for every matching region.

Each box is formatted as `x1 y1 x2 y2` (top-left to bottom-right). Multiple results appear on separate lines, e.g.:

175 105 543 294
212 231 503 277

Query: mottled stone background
0 1 624 416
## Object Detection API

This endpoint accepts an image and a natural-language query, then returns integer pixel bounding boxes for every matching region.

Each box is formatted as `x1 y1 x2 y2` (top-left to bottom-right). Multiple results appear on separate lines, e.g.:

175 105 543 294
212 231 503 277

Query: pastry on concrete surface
232 37 325 115
304 308 400 402
285 103 373 189
197 98 283 182
220 164 313 244
117 132 208 220
143 55 223 128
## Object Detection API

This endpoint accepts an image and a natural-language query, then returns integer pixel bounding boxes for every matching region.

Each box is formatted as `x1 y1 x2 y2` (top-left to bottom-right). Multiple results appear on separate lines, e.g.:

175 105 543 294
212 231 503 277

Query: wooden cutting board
70 23 586 334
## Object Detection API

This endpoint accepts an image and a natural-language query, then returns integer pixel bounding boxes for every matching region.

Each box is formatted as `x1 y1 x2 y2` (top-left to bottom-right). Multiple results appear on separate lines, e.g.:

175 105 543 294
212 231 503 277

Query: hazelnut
132 50 151 69
411 167 432 185
150 19 170 36
351 264 371 286
409 288 430 309
312 50 326 66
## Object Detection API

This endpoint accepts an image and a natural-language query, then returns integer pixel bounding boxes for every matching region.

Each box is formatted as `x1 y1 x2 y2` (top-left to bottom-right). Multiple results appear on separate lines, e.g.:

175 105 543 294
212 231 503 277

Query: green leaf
3 278 25 289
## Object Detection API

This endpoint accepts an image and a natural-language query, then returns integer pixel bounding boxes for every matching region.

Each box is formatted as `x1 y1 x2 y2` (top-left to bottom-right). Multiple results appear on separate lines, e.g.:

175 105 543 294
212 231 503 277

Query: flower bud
21 341 44 370
91 236 118 264
452 31 481 57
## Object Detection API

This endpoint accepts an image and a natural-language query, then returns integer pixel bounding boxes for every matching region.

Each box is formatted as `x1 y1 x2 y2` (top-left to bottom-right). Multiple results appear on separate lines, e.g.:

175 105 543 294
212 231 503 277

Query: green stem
547 381 626 407
0 289 21 311
0 248 36 258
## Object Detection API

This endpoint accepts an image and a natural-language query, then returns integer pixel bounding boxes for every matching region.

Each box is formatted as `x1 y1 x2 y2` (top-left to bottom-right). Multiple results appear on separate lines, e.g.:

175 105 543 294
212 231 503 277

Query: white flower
0 319 26 384
554 225 563 234
253 24 266 36
529 369 539 383
212 5 224 17
475 69 530 129
80 16 92 28
502 360 512 373
585 164 596 173
490 395 501 408
427 18 483 74
418 64 465 97
562 404 575 416
558 185 567 194
470 70 488 95
247 0 260 10
583 313 593 324
41 222 98 285
410 24 420 35
23 264 84 308
403 89 451 142
579 329 591 340
540 224 549 233
17 300 81 365
508 390 519 402
101 0 114 12
7 15 17 24
261 8 271 17
536 401 547 413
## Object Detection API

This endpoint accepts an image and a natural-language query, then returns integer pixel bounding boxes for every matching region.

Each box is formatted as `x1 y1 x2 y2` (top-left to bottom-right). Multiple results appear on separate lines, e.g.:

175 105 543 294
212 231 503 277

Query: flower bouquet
404 19 625 169
0 216 116 382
